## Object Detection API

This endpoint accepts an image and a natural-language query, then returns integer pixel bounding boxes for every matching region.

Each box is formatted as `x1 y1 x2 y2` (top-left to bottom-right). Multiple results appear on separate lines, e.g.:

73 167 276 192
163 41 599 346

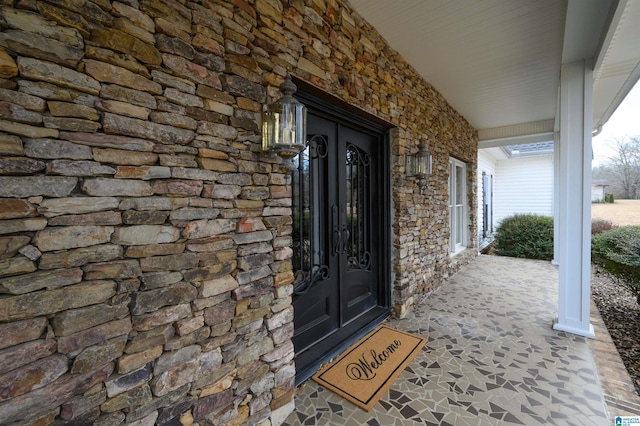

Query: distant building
591 180 609 202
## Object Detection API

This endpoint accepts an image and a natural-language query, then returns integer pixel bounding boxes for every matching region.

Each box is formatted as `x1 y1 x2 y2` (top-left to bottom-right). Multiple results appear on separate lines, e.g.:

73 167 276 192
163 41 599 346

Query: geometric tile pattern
284 256 611 425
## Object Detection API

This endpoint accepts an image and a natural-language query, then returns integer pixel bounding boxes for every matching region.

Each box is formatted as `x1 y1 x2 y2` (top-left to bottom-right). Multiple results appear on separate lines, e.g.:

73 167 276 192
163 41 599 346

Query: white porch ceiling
348 0 640 146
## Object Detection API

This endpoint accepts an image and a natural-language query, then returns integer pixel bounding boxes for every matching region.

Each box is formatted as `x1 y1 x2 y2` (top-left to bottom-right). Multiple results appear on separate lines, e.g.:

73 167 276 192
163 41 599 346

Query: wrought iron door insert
291 107 390 384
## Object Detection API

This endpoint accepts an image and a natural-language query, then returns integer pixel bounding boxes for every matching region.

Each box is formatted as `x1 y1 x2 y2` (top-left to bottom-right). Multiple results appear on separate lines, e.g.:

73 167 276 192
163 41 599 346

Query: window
449 158 467 254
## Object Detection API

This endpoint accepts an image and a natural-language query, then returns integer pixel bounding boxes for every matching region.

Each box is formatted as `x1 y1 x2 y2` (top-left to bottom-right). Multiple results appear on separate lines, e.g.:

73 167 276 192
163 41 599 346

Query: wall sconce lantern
262 75 307 169
406 139 432 187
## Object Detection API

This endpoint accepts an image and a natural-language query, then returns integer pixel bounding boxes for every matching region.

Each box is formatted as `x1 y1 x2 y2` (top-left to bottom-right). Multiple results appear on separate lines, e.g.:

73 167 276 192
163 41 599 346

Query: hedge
494 214 554 261
591 226 640 293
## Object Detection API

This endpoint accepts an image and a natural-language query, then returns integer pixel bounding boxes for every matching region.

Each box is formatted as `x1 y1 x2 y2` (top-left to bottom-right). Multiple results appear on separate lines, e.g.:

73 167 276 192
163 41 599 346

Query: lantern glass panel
416 152 432 176
262 97 307 158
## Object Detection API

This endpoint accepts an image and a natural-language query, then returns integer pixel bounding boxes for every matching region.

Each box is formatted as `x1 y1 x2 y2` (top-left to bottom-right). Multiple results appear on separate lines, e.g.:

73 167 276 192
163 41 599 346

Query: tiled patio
284 255 640 425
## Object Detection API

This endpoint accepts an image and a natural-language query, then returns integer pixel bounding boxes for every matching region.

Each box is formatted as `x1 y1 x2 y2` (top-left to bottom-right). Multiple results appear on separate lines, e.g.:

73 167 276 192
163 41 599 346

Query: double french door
291 106 390 384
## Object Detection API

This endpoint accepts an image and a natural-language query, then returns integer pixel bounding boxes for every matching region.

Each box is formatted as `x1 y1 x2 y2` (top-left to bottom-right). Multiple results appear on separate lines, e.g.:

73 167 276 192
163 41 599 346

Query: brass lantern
262 75 307 168
407 139 432 187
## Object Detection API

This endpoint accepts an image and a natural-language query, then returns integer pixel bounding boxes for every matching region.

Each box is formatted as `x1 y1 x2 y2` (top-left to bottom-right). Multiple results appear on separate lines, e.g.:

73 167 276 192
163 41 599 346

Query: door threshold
294 306 390 386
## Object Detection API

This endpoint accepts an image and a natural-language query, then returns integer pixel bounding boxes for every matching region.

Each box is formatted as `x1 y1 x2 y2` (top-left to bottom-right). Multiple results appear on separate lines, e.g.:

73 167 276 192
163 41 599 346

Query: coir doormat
312 324 427 411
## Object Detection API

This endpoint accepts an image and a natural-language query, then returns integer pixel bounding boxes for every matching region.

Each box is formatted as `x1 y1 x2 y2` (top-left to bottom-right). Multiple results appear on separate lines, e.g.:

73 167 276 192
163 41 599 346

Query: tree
600 137 640 199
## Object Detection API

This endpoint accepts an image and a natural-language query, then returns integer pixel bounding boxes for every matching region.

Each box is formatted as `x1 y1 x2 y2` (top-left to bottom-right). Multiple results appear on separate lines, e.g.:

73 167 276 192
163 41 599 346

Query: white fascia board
478 132 555 149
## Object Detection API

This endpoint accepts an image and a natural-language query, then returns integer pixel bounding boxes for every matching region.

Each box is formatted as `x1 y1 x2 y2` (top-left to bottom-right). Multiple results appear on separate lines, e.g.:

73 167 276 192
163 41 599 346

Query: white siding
493 154 554 227
591 185 605 202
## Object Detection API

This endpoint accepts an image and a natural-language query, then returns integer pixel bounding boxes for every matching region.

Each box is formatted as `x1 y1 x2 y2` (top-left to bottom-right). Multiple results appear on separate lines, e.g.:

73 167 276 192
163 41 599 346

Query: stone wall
391 125 477 317
0 0 477 425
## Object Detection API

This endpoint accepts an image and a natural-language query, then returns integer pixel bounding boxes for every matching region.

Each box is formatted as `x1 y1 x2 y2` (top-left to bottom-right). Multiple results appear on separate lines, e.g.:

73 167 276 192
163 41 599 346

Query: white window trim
449 157 468 256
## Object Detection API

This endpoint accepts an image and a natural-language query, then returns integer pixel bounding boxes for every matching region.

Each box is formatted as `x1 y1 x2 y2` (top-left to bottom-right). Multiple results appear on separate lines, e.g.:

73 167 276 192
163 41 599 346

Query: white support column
552 131 559 266
553 60 595 338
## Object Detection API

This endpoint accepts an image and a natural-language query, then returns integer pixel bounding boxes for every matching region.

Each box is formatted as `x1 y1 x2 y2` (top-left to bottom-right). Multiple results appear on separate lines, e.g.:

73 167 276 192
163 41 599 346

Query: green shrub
591 219 617 235
605 193 615 203
494 214 554 260
592 226 640 292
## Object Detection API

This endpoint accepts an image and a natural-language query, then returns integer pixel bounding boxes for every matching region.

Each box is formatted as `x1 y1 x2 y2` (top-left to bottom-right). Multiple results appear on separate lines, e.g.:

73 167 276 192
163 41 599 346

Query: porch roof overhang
348 0 640 149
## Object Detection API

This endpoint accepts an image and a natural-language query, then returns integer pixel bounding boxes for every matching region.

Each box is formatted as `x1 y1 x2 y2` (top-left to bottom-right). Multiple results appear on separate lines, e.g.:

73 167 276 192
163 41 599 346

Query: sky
592 81 640 167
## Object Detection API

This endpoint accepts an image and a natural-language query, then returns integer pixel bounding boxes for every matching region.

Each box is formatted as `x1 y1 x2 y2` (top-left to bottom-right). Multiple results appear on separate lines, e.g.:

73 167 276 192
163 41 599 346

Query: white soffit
348 0 567 132
348 0 640 144
593 0 640 130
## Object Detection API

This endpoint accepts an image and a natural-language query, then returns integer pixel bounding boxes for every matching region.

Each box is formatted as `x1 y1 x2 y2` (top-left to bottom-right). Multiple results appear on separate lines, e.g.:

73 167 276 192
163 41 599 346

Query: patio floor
284 255 640 425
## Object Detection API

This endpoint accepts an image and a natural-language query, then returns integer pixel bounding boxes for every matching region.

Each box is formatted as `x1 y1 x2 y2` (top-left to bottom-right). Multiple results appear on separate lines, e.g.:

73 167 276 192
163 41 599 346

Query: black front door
291 107 390 384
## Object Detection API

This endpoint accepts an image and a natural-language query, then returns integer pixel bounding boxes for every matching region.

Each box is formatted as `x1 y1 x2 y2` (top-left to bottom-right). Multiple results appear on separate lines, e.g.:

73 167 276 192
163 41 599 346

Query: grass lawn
591 199 640 226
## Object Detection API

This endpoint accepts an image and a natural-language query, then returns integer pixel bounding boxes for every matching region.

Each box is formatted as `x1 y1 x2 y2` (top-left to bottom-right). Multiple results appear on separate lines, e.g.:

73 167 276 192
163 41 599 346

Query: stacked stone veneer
392 124 477 318
0 0 477 425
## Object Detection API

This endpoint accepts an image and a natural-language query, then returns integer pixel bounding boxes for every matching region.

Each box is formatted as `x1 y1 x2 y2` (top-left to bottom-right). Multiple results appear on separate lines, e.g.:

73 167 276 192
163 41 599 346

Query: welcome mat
312 324 427 411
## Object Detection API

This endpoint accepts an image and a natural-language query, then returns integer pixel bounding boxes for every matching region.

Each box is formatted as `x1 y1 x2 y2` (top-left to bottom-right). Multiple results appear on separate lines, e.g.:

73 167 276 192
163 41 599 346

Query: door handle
340 204 350 255
342 227 350 253
332 204 340 255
